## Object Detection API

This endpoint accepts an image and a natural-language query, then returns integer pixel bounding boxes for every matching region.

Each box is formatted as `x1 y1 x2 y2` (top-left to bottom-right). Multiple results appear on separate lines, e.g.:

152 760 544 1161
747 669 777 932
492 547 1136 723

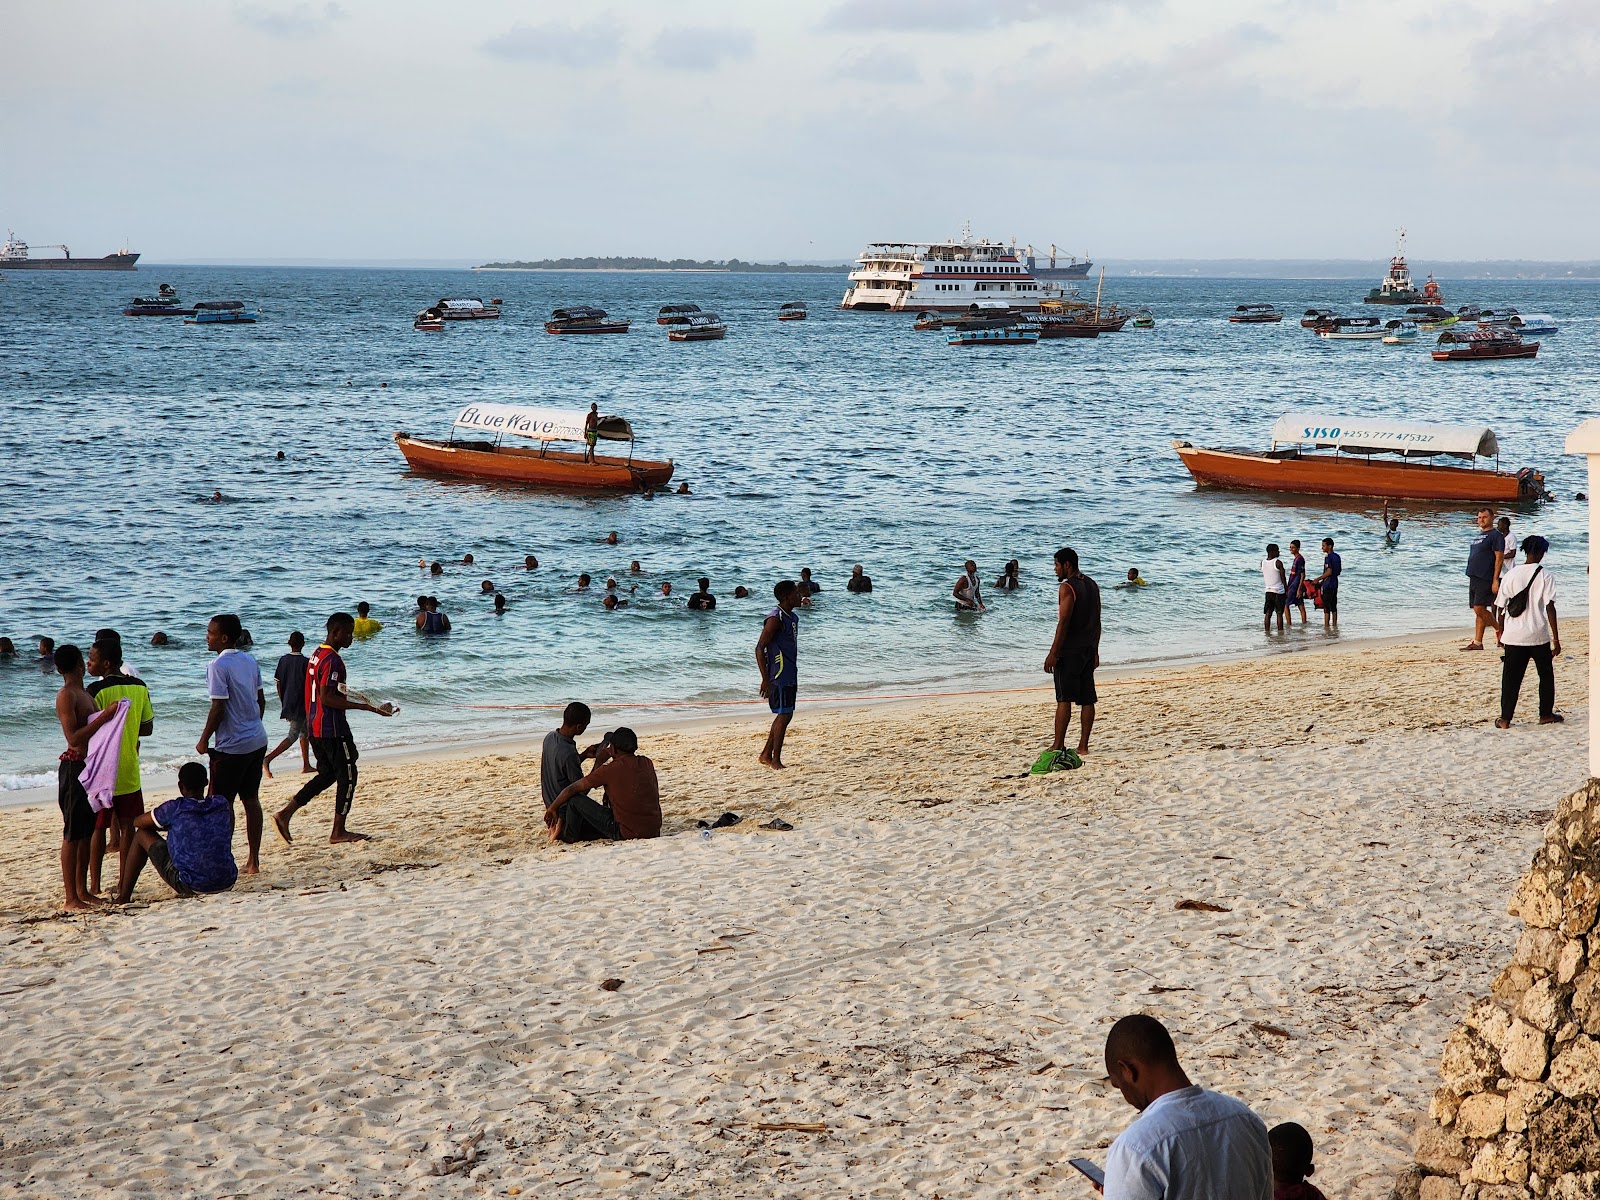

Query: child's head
289 630 305 651
1269 1122 1315 1185
1127 568 1140 581
1389 518 1400 531
177 761 209 798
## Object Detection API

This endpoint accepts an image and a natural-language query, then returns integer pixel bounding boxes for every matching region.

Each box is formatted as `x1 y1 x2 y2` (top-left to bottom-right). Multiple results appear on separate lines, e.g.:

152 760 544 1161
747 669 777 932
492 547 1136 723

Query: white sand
0 631 1587 1198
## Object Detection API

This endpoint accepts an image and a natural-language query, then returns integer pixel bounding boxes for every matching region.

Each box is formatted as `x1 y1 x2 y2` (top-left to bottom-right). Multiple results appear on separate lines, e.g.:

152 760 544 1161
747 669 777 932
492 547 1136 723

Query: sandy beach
0 629 1588 1198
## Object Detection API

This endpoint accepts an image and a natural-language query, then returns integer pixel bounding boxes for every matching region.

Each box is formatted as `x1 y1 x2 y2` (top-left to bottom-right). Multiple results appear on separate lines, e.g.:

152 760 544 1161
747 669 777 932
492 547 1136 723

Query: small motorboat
1455 304 1484 323
1432 328 1540 362
185 300 258 325
437 298 501 321
414 307 446 332
1230 304 1283 324
394 402 674 493
667 312 727 342
1318 316 1387 341
546 306 631 335
1132 309 1155 329
1382 320 1419 345
1173 412 1544 503
949 323 1039 347
777 300 807 322
1301 308 1338 330
913 311 943 331
657 303 702 326
1509 313 1559 336
1408 305 1457 330
123 283 193 317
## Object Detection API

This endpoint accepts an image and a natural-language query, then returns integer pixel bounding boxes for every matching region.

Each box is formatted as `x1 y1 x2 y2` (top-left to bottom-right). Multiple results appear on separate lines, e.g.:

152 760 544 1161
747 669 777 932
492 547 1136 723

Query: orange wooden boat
395 403 674 493
1174 414 1543 504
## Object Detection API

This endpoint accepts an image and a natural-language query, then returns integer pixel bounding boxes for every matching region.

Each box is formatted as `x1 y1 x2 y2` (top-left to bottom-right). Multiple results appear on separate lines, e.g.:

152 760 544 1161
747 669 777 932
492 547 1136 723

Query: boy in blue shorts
756 580 800 769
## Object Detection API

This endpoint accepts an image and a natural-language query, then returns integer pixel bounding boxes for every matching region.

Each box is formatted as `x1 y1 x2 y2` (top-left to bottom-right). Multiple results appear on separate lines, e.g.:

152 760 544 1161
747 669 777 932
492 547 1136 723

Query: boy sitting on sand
114 762 238 901
1269 1121 1326 1200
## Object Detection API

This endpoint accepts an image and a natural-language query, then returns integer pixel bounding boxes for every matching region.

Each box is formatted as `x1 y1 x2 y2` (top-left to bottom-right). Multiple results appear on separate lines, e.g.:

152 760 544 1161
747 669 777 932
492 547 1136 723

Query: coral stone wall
1396 779 1600 1200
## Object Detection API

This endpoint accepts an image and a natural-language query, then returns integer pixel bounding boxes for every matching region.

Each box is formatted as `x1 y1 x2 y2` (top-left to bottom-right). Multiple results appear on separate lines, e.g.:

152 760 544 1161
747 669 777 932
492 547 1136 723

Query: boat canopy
551 306 608 321
1270 414 1499 459
194 300 245 311
779 300 806 310
452 403 633 444
439 298 487 311
658 303 701 315
1236 303 1277 312
684 312 724 326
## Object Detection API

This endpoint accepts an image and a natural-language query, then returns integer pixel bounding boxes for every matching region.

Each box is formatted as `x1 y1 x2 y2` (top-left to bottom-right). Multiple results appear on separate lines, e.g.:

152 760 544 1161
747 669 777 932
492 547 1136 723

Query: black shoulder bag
1504 566 1543 619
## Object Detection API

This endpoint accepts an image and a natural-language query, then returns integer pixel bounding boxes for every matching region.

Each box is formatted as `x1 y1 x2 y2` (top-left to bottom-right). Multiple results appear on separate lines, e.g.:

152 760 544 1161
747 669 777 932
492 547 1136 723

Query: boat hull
668 328 726 341
1432 344 1540 361
777 312 807 321
1174 444 1533 503
394 434 673 492
124 306 195 317
949 332 1039 346
545 322 631 334
1036 323 1100 339
1 253 139 271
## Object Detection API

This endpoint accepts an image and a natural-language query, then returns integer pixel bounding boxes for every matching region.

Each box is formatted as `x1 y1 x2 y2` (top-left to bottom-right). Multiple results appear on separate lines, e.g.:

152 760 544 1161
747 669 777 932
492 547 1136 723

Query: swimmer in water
1123 568 1148 587
575 573 592 591
150 631 169 646
733 585 750 599
660 581 673 598
462 553 475 565
603 594 627 611
0 637 14 658
480 579 494 594
430 561 443 576
211 490 223 503
604 531 620 546
676 481 691 495
493 593 507 614
525 554 539 570
629 560 643 574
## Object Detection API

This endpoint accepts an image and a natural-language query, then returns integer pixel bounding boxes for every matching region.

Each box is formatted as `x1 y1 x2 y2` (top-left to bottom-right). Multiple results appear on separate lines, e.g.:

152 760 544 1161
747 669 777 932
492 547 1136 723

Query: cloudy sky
5 0 1596 262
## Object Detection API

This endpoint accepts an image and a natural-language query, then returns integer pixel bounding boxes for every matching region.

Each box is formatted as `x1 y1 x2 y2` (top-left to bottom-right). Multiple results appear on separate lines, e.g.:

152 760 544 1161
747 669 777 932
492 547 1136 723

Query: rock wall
1396 779 1600 1200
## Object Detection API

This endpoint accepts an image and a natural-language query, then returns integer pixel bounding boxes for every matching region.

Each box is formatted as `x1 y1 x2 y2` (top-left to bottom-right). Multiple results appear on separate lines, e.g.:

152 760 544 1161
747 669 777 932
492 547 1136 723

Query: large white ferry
839 230 1066 312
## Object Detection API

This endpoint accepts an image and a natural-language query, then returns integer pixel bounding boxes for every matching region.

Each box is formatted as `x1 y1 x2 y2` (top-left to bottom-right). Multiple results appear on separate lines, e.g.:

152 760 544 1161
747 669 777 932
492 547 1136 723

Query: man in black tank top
1042 546 1102 766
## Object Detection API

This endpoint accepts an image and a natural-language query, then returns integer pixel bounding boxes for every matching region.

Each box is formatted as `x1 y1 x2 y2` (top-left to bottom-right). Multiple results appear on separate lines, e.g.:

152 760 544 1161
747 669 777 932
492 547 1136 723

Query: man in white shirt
1495 535 1561 728
1098 1014 1271 1200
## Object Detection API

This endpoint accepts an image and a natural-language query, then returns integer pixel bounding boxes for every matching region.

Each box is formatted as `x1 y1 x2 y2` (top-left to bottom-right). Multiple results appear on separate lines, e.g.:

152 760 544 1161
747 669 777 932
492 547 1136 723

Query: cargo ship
2 230 139 271
1023 244 1092 280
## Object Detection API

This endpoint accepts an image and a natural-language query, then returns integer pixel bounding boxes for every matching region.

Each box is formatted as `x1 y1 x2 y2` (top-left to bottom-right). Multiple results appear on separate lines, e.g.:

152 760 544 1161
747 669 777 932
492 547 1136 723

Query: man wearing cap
1495 535 1562 728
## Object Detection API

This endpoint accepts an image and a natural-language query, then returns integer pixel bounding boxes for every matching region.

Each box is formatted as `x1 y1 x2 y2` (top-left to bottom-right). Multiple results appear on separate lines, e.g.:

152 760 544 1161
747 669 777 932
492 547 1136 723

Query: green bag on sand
1029 749 1083 775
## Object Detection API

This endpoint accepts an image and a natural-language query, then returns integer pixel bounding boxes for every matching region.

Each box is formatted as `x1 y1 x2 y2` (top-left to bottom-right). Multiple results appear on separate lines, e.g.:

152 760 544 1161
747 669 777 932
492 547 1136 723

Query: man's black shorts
58 758 95 842
146 837 195 897
1263 592 1287 616
1322 586 1339 615
1469 576 1494 608
1053 648 1098 706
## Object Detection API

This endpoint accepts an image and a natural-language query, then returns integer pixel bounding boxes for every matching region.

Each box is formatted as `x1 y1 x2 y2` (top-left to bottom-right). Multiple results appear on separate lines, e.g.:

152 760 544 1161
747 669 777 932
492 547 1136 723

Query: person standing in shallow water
756 581 800 769
274 612 395 845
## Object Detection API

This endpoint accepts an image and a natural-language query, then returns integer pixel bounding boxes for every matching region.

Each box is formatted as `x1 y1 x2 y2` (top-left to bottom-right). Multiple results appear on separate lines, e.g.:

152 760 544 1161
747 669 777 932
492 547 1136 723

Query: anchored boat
1173 413 1543 503
667 312 727 342
657 303 702 325
394 403 673 492
1230 304 1283 324
123 284 193 317
438 298 501 321
545 306 630 335
1318 316 1387 341
777 300 808 321
185 301 258 325
1432 328 1539 362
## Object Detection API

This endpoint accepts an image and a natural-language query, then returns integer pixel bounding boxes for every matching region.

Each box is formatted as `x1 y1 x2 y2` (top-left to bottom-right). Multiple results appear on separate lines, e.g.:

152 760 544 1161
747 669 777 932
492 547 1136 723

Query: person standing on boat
1314 538 1341 631
583 403 600 463
756 581 801 769
1464 508 1505 651
953 560 985 612
1286 541 1308 625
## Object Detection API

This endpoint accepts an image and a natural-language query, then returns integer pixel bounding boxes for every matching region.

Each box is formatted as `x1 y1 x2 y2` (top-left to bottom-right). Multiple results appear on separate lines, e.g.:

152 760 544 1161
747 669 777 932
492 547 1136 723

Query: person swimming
604 531 619 546
525 554 539 570
575 573 592 591
603 594 627 611
733 585 751 599
1123 568 1149 587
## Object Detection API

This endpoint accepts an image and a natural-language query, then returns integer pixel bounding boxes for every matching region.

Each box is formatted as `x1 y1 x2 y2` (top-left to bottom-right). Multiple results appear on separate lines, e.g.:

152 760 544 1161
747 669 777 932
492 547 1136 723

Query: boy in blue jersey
756 580 801 769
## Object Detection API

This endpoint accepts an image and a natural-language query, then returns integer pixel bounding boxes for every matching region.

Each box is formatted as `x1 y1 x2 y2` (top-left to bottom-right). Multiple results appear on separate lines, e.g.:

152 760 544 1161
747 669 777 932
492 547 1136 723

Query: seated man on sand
1096 1014 1271 1200
114 762 238 901
545 727 661 844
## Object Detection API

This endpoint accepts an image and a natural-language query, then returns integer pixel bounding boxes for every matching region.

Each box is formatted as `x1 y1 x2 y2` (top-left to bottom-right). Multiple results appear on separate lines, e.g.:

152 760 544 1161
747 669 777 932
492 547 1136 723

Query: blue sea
2 267 1596 788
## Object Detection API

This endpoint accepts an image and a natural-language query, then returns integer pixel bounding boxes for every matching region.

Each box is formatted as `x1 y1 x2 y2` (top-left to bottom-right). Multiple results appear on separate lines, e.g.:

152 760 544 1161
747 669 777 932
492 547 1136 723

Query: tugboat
1363 230 1428 305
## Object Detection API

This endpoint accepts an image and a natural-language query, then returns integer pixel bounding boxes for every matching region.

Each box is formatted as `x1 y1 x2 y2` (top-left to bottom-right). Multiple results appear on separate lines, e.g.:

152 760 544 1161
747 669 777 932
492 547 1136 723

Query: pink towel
82 699 131 813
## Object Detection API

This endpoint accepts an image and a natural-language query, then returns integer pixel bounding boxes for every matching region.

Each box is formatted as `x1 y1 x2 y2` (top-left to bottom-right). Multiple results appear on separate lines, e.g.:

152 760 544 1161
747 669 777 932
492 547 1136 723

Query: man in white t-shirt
1261 543 1288 635
1097 1014 1271 1200
1496 535 1561 728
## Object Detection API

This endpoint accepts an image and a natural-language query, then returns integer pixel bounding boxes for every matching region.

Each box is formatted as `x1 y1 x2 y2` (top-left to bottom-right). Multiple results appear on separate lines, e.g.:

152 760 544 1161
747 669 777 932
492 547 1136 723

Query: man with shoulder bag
1495 535 1561 729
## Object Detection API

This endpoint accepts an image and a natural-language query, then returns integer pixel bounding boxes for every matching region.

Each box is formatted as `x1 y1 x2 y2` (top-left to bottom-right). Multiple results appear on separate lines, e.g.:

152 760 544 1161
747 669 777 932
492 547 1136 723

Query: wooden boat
1382 320 1418 345
414 307 446 332
438 298 501 321
124 283 193 317
1230 304 1283 324
1301 309 1339 331
777 301 807 321
1507 313 1559 336
1318 316 1387 340
913 310 943 331
1173 414 1543 503
949 324 1039 347
1038 266 1131 331
395 403 673 492
667 312 727 341
546 306 631 335
1132 309 1155 329
185 300 258 325
1034 314 1100 338
1408 305 1457 331
657 303 701 325
1432 328 1539 362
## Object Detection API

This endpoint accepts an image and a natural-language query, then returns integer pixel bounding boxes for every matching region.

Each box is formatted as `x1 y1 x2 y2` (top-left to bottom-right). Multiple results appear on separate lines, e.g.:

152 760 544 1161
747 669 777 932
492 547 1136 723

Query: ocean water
2 267 1597 787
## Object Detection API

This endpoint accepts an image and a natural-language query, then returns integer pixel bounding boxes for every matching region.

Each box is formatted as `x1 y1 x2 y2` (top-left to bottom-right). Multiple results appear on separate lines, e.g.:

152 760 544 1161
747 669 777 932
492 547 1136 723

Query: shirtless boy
54 645 118 910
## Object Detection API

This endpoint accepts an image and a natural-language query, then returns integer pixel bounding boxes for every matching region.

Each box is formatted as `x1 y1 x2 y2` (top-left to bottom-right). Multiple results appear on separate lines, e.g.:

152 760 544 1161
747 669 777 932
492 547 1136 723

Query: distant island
474 256 848 273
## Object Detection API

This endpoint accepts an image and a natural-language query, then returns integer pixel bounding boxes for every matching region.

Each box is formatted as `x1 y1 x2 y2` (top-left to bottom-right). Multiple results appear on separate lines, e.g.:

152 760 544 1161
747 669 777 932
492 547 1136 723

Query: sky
4 0 1598 263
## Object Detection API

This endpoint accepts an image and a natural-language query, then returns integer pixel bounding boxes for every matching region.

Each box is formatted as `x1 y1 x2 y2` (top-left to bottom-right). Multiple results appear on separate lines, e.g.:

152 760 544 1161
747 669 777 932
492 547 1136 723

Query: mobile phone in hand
1069 1158 1105 1188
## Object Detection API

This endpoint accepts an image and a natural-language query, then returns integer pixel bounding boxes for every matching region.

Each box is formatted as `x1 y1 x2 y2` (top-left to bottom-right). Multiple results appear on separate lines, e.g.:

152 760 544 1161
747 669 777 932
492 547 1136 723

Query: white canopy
454 403 587 443
440 298 486 311
1270 414 1499 459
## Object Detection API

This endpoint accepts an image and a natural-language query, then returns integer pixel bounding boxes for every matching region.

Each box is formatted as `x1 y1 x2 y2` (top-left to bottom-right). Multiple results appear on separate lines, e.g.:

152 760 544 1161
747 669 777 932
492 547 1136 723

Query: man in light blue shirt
197 614 268 875
1100 1015 1271 1200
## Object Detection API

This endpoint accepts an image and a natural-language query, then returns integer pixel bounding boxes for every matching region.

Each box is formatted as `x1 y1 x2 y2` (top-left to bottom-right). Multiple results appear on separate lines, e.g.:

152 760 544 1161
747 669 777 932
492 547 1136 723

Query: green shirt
87 674 154 796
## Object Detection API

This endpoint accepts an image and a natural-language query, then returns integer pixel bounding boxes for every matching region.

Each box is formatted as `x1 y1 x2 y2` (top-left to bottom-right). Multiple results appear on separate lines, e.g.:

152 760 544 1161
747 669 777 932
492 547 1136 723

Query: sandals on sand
1461 642 1483 651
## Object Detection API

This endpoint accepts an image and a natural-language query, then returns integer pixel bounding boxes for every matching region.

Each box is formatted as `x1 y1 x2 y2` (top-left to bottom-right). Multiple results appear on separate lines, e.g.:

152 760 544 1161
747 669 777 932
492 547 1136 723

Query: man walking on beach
1099 1014 1272 1200
1314 538 1341 630
86 632 154 895
1496 535 1562 728
54 645 118 910
1038 546 1101 772
756 580 801 769
264 631 310 778
1465 508 1504 650
196 614 268 875
545 727 661 844
274 612 395 845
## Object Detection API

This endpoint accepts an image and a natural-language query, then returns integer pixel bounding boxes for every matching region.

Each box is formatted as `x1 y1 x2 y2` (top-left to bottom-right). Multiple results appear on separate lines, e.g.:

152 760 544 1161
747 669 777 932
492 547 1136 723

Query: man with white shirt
1099 1014 1271 1200
1495 535 1561 729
